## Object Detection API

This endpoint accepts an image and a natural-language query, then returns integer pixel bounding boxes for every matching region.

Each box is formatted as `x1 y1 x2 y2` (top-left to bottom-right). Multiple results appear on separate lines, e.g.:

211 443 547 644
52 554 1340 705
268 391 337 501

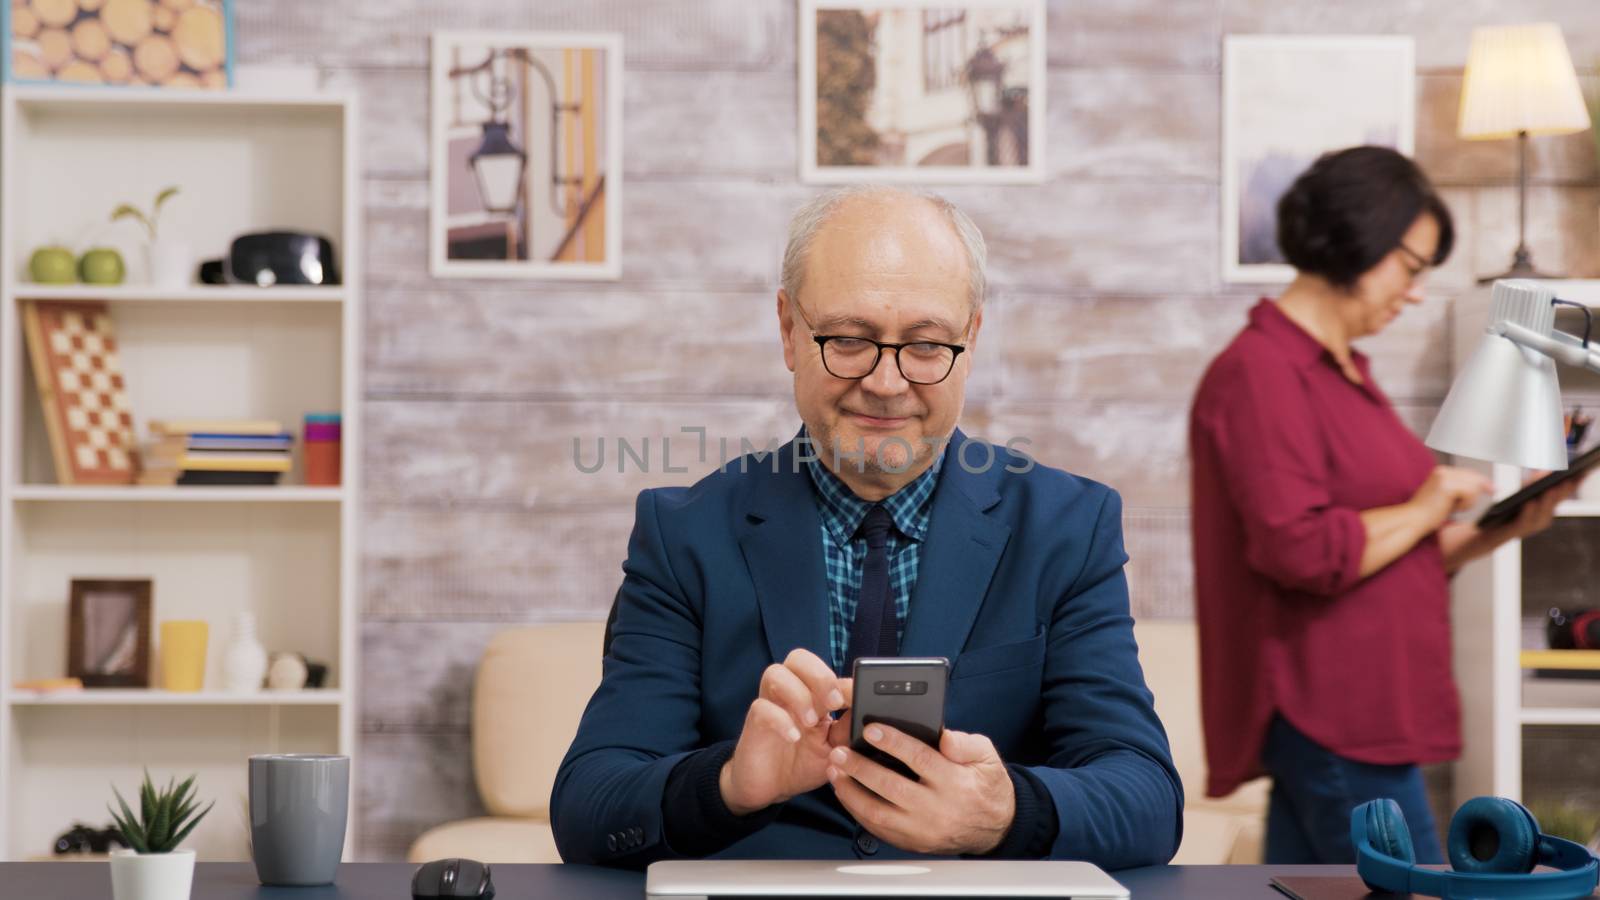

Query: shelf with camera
0 87 361 863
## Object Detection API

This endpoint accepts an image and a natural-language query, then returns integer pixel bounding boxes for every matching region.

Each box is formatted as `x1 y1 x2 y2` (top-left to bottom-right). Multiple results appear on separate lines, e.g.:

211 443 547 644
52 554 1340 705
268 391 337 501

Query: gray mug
249 753 349 886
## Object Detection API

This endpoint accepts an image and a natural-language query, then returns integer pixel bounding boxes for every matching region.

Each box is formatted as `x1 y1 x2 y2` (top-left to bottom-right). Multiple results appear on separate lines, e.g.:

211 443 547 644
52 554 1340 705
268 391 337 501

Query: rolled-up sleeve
1196 356 1367 597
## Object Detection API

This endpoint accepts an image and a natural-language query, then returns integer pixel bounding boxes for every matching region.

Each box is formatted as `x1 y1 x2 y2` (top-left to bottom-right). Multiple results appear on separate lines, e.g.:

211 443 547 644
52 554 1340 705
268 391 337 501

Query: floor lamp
1458 23 1592 283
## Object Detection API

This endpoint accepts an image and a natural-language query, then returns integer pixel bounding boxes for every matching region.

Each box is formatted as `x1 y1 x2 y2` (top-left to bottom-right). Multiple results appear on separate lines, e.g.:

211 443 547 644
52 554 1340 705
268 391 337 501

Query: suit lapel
737 439 833 664
900 431 1011 662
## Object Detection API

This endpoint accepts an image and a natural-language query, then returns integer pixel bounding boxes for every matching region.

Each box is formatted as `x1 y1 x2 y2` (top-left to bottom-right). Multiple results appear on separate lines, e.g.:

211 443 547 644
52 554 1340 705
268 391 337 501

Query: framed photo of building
430 31 623 280
67 578 153 688
1222 35 1415 283
3 0 234 88
800 0 1046 184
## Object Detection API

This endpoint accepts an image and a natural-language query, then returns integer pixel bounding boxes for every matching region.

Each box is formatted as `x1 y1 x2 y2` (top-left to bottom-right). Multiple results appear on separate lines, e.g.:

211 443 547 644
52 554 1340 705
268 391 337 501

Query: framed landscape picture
4 0 234 88
431 30 623 280
800 0 1046 183
1222 35 1415 283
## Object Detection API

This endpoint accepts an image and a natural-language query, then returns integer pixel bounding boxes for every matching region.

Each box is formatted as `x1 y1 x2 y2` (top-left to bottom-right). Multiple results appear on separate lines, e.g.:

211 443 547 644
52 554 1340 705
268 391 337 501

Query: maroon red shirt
1189 300 1461 798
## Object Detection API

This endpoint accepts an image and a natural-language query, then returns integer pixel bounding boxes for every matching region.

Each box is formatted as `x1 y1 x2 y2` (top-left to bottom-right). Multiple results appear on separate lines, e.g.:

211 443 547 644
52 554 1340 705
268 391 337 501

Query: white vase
146 239 191 289
222 612 267 693
109 848 195 900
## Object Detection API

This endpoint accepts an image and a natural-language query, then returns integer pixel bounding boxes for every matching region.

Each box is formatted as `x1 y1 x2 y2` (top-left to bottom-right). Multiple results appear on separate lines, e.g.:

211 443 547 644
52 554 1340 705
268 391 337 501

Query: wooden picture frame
68 578 152 688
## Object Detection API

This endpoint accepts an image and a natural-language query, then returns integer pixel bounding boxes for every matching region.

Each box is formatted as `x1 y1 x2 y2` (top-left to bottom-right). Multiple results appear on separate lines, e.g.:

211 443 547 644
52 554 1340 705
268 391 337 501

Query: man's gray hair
779 185 988 312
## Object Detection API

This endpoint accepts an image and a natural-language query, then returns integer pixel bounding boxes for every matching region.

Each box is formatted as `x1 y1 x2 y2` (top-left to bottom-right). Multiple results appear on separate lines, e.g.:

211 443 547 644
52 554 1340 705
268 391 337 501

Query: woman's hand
1493 469 1589 541
1440 468 1592 572
1411 465 1492 526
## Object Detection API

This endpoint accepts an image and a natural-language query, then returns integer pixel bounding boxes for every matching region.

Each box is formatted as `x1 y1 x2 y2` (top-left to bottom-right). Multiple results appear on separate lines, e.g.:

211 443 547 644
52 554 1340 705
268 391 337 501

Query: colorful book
177 470 282 486
150 419 284 436
174 454 292 472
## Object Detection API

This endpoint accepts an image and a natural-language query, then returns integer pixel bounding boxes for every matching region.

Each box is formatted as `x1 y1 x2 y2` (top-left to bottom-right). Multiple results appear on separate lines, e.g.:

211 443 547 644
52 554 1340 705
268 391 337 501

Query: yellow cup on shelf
159 620 209 692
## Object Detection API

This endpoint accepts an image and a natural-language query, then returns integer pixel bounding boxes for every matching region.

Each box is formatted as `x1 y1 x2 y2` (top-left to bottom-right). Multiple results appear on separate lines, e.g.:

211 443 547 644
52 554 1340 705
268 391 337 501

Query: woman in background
1189 146 1579 864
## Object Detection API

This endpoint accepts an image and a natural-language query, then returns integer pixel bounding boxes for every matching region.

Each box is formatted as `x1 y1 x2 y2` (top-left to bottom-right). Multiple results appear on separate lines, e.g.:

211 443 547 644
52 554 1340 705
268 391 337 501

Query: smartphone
848 657 949 781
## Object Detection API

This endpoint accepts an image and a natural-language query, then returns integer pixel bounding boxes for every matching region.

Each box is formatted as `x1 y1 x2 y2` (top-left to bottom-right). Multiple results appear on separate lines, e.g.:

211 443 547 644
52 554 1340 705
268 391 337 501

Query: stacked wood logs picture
9 0 228 87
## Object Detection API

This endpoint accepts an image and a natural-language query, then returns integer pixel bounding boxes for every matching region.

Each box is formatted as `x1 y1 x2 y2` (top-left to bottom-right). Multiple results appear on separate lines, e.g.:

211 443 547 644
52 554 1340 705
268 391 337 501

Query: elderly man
552 186 1181 868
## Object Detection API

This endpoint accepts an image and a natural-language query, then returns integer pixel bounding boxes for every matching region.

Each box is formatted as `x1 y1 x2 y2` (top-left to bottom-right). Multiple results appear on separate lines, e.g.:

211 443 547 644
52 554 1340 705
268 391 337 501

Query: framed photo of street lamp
799 0 1046 184
1222 35 1414 283
430 31 623 280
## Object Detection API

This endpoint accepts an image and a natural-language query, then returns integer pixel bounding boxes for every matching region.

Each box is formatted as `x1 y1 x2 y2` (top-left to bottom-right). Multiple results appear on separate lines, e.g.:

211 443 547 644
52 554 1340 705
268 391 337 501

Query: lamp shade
469 121 527 215
1458 23 1591 140
1426 280 1567 469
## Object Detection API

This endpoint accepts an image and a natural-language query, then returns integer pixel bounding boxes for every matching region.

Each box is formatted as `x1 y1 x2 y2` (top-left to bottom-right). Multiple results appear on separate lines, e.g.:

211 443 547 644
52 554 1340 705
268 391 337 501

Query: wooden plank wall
231 0 1600 858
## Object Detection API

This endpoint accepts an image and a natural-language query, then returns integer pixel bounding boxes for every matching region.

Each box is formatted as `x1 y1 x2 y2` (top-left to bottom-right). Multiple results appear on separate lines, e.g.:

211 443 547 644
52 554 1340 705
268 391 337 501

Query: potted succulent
112 187 187 289
106 771 214 900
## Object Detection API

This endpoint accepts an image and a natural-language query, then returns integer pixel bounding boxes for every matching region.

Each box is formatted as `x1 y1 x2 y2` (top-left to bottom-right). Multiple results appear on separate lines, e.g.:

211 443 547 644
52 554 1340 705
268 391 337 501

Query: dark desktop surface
0 860 1362 898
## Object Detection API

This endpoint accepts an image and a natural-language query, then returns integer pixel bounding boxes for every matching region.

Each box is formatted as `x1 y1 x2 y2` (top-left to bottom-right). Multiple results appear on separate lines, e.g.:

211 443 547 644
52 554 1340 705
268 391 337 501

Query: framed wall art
4 0 234 88
800 0 1046 184
1222 35 1415 283
431 30 623 280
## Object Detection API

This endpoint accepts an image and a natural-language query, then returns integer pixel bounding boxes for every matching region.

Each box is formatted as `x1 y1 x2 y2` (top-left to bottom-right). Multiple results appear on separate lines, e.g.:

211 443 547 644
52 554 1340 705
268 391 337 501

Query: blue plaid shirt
805 448 944 674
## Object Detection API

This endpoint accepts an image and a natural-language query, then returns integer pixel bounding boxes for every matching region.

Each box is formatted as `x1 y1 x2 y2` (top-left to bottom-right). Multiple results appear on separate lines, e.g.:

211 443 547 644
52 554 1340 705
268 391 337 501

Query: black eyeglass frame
792 302 970 386
1394 242 1434 280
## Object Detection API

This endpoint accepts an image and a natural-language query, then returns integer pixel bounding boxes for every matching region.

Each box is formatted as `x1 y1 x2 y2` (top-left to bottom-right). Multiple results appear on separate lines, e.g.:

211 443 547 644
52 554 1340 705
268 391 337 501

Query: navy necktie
846 505 898 670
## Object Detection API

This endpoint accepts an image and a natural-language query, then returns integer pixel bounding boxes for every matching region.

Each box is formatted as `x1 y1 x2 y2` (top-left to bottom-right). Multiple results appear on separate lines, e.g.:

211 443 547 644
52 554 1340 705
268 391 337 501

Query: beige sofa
409 617 1266 865
1133 618 1269 864
406 622 608 863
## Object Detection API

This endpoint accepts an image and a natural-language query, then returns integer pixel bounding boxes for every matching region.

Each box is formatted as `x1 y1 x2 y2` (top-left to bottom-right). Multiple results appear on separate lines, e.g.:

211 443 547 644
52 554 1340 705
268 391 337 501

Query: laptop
645 860 1130 899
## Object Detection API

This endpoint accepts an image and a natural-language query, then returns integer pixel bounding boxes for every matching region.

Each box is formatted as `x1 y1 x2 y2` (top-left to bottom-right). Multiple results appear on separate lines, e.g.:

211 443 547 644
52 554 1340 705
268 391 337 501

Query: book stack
138 419 294 486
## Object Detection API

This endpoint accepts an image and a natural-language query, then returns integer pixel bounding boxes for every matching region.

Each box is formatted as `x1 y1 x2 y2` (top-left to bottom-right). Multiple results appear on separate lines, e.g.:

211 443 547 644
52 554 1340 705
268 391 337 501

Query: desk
0 861 1355 898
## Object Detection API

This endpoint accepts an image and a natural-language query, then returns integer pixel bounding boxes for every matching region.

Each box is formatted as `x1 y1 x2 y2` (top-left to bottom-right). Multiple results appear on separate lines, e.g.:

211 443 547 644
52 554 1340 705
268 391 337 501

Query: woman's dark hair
1276 145 1454 289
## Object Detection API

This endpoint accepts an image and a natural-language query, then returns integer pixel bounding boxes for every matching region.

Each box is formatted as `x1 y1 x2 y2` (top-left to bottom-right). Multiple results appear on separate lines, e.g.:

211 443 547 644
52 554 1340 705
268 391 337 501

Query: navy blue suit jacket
552 431 1182 868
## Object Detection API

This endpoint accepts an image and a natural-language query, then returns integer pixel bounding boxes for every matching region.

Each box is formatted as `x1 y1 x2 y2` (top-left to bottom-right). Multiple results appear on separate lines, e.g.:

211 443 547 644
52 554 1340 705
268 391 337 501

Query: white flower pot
146 240 192 289
109 848 195 900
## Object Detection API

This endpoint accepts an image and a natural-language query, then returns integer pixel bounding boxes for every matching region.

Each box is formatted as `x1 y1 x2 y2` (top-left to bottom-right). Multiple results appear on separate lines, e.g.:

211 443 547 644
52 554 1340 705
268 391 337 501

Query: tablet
1476 442 1600 530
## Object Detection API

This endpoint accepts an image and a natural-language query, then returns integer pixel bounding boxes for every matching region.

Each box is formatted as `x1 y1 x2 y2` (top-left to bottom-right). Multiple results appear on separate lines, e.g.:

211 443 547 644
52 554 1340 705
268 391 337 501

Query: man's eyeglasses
791 302 968 386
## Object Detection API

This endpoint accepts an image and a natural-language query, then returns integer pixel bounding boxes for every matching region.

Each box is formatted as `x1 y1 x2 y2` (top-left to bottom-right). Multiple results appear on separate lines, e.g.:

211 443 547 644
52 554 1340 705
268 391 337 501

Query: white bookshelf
1450 279 1600 808
0 87 361 862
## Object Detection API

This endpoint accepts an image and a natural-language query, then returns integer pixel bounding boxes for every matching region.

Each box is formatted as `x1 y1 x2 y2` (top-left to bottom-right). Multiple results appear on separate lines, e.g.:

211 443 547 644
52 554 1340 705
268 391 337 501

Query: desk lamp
1427 279 1597 469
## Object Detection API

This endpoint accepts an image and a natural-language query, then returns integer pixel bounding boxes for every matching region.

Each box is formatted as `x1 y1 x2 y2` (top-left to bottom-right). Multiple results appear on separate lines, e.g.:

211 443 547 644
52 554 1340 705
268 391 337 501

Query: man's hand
719 649 853 816
826 723 1016 856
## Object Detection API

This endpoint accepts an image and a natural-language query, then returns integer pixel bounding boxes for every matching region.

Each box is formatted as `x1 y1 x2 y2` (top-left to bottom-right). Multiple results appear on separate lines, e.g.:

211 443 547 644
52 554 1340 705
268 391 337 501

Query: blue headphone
1352 796 1599 900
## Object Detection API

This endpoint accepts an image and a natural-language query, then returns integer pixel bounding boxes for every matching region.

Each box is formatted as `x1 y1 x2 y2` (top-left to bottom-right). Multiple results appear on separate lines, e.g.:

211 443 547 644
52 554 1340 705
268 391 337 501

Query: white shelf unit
1450 279 1600 808
0 87 361 862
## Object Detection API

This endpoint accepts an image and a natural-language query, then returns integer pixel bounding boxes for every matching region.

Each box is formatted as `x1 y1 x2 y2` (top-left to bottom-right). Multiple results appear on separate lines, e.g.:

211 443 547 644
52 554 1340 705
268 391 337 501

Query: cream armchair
406 621 607 863
1133 618 1270 864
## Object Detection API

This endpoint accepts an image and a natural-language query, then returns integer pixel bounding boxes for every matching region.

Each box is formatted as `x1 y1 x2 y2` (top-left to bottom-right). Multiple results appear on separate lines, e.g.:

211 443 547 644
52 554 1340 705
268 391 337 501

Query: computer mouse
411 857 495 899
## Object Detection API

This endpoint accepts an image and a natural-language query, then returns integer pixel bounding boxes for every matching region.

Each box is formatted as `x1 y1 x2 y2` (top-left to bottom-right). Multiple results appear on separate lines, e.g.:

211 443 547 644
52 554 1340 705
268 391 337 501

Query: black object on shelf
197 258 227 284
1547 606 1600 650
1535 607 1600 679
228 231 341 286
54 822 128 855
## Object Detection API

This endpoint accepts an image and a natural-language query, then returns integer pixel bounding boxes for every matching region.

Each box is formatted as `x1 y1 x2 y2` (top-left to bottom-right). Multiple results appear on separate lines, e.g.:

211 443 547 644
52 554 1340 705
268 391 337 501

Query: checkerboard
22 301 138 485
